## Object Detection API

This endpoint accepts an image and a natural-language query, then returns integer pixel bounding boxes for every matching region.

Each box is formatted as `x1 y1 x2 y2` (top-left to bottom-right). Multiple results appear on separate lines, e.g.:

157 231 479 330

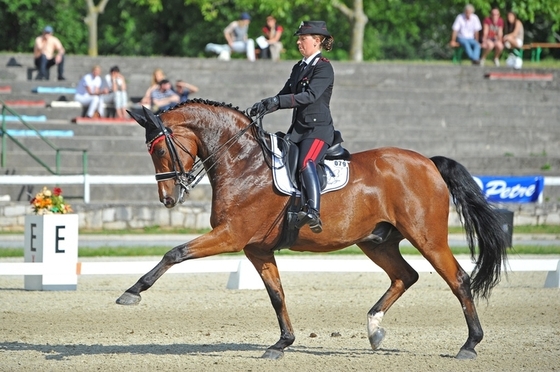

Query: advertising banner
473 175 544 203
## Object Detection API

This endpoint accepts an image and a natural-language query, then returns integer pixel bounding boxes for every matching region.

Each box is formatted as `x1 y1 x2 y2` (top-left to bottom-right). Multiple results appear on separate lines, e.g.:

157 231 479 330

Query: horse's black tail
431 156 508 299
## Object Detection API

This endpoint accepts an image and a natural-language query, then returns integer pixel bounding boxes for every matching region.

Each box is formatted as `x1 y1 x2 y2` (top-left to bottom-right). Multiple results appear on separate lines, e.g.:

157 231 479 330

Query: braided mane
160 98 247 117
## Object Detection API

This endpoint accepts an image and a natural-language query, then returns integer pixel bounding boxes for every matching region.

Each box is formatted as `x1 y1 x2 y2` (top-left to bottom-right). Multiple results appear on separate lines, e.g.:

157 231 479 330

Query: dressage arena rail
0 257 558 289
0 175 210 203
0 175 559 203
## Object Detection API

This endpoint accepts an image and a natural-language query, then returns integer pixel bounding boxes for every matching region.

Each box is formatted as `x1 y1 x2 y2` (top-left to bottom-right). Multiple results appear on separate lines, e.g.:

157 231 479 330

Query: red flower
53 187 62 196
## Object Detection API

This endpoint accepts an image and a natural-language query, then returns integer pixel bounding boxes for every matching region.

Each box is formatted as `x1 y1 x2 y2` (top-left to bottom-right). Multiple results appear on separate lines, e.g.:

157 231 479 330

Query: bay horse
117 99 508 360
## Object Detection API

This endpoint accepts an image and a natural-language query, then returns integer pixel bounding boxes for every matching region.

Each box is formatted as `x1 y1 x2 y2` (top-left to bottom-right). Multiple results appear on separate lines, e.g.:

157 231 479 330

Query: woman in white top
503 11 524 49
74 65 109 118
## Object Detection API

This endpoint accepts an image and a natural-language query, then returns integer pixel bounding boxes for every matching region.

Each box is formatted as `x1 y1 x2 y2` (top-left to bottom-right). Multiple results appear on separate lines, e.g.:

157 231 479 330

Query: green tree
0 0 88 54
1 0 559 61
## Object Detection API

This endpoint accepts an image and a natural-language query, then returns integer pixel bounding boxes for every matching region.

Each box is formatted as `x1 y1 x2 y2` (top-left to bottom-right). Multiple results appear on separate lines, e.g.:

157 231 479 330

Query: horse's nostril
163 197 175 208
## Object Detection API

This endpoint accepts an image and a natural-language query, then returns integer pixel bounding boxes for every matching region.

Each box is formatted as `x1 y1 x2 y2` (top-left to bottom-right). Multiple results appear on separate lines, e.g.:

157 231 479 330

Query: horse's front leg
116 227 243 305
244 248 295 360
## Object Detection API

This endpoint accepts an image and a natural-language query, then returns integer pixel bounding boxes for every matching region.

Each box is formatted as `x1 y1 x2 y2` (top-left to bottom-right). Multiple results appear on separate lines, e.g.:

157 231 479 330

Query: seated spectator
480 7 504 66
33 25 65 81
74 65 110 118
257 15 284 61
174 80 199 102
205 12 256 61
503 11 524 50
141 68 166 107
450 4 482 65
106 66 128 119
151 79 180 113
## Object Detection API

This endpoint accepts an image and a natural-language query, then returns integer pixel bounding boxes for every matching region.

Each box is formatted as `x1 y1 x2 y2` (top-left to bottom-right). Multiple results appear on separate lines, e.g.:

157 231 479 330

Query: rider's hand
250 96 279 117
262 96 279 113
250 101 265 117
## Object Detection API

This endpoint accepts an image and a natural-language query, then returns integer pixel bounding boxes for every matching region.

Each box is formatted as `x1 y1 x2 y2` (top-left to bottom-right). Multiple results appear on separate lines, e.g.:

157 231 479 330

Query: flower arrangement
30 186 73 215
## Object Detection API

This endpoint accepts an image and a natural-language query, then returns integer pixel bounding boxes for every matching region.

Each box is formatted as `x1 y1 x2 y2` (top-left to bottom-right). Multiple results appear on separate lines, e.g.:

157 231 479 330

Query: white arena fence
0 175 210 203
0 257 558 289
0 175 559 203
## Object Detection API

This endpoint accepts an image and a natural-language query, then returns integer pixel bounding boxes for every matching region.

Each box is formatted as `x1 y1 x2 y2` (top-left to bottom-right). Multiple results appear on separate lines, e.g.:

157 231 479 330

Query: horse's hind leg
357 239 419 351
412 239 483 359
243 247 295 360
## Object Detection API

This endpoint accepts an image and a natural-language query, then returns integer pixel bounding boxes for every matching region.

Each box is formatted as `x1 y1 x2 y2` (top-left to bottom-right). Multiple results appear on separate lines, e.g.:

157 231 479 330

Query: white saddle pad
270 134 350 196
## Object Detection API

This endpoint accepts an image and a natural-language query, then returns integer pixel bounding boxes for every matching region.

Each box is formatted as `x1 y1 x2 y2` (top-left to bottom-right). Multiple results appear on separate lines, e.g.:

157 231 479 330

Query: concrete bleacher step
2 99 45 108
71 117 137 125
1 53 559 203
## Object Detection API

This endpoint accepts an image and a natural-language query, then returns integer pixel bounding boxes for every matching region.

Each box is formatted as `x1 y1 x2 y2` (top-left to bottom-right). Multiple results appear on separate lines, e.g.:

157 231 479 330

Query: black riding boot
296 161 323 233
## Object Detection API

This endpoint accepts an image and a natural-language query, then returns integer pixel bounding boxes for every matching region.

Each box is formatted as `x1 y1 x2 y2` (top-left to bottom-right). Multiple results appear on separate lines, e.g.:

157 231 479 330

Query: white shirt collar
302 51 321 65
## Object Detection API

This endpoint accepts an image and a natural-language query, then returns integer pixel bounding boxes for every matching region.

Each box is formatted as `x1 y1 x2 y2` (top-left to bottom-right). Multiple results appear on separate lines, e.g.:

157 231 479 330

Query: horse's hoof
116 292 142 305
368 327 386 350
261 348 284 360
456 348 477 360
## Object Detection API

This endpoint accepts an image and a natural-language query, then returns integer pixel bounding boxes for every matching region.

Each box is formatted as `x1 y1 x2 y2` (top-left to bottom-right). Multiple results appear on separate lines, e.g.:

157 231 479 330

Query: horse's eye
156 148 166 157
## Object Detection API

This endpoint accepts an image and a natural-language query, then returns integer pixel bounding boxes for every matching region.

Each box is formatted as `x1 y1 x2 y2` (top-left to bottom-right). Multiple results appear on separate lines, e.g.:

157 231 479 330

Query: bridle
147 125 199 192
146 110 261 197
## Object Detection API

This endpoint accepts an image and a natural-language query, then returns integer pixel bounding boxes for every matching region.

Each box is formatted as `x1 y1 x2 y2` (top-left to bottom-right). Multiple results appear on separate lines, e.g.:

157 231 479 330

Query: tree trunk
85 12 99 56
349 0 368 62
332 0 369 62
84 0 110 57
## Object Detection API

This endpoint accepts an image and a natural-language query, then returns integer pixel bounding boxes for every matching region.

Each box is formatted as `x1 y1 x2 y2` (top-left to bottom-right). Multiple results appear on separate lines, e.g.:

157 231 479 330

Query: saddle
270 131 350 250
273 131 350 194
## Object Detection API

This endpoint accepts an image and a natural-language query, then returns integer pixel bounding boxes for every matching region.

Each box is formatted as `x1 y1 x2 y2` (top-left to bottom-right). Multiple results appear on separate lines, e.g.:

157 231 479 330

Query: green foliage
0 0 559 60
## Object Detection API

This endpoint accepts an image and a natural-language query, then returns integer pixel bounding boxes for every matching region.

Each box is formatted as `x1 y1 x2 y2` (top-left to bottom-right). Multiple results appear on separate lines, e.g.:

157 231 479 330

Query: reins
252 112 289 170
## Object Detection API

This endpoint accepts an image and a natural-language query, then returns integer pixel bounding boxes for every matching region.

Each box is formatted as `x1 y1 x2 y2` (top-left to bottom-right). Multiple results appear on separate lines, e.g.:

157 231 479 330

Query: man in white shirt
450 4 482 65
74 65 110 118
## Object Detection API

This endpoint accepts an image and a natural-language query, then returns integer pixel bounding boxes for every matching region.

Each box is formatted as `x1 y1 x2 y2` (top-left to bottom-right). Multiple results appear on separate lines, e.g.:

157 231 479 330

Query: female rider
251 21 340 234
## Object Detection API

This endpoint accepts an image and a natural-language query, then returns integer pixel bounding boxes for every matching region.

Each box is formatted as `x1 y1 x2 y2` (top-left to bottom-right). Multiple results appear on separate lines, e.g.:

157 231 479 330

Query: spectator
503 11 524 50
205 12 256 61
33 25 65 81
141 68 166 107
503 11 524 69
258 15 284 61
151 79 180 113
450 4 482 65
480 7 504 66
74 65 110 118
174 80 199 102
106 66 128 119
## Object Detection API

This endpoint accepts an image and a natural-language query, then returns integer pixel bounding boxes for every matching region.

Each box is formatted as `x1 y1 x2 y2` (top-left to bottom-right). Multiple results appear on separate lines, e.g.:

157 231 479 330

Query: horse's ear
143 106 164 130
127 109 148 128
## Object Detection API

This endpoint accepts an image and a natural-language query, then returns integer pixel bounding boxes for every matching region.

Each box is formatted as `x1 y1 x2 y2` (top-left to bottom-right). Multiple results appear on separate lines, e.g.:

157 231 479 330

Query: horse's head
129 107 198 208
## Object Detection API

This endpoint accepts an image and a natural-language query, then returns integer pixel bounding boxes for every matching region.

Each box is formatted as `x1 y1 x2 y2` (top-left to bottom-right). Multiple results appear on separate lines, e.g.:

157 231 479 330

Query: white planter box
23 214 78 291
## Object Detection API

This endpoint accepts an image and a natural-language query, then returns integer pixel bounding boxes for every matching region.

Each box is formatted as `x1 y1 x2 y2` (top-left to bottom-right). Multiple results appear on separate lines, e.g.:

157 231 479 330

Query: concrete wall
0 201 212 232
1 200 559 231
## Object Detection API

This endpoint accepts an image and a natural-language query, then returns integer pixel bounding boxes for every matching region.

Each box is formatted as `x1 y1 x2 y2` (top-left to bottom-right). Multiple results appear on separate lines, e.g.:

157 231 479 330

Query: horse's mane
160 98 249 118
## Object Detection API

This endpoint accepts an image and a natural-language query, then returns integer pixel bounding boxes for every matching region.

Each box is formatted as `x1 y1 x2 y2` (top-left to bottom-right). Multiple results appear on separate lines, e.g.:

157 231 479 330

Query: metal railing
0 99 88 175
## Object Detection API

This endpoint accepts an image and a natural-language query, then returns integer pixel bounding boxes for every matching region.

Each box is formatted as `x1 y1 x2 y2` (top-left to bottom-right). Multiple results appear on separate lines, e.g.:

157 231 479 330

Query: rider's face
297 35 320 59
